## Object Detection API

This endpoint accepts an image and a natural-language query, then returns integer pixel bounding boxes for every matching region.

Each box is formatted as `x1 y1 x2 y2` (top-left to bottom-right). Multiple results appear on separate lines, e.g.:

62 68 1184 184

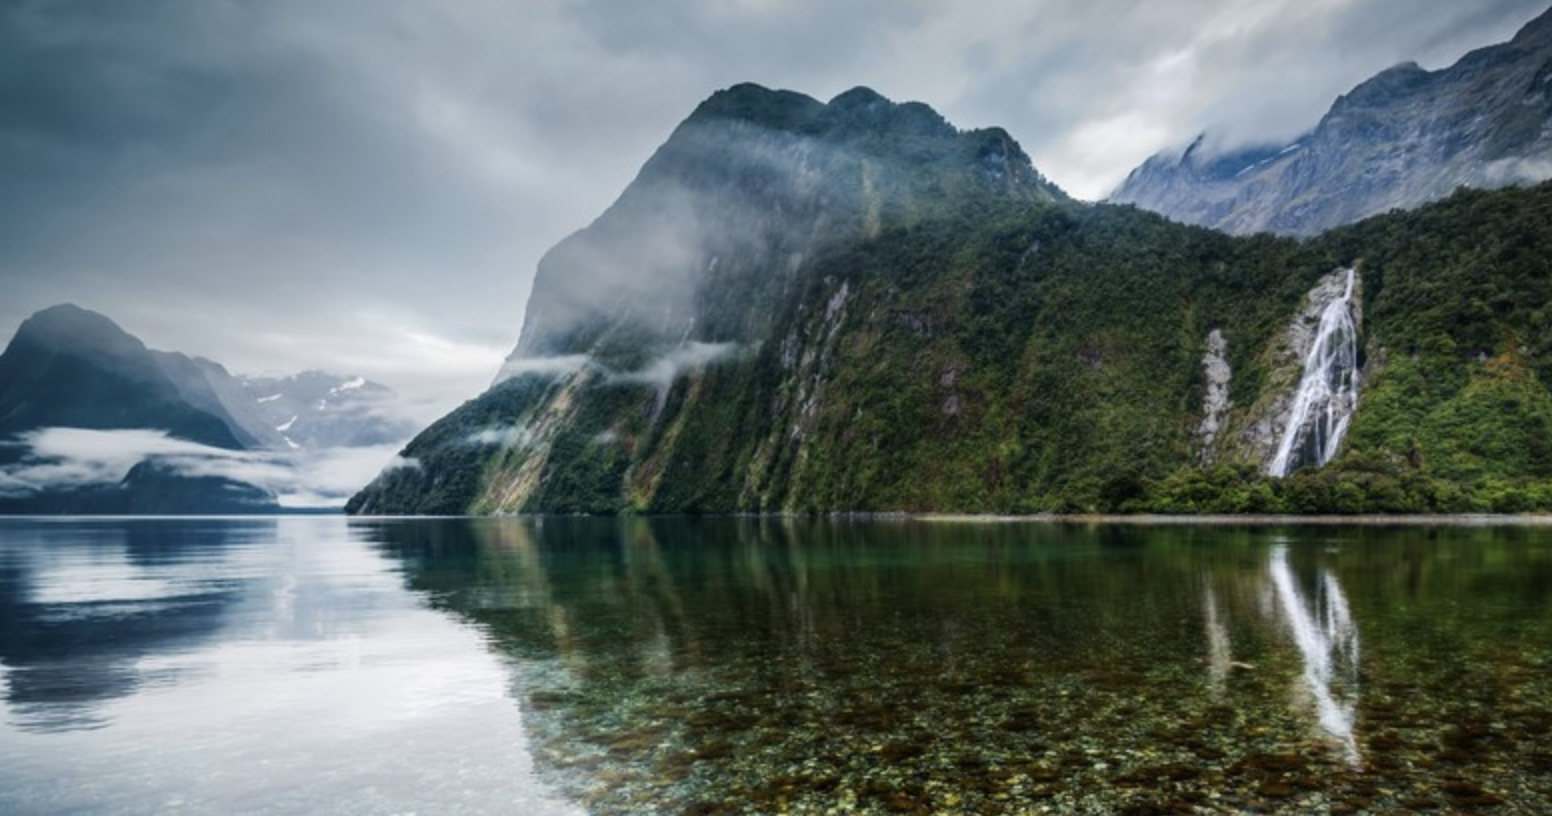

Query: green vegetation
348 86 1552 517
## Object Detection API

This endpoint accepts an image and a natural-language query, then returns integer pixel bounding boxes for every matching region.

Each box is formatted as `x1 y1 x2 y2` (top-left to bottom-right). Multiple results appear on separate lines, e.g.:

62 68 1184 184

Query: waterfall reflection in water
1267 543 1362 766
1202 585 1232 701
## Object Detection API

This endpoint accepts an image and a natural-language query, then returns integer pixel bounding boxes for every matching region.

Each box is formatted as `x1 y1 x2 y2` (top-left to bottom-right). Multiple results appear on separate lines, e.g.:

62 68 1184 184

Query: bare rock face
1196 329 1233 462
1112 7 1552 235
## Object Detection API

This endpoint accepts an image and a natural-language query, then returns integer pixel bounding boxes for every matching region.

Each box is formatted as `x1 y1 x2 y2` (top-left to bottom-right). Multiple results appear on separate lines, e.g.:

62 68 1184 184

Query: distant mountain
1111 6 1552 235
0 304 253 452
0 304 409 514
351 82 1552 516
239 371 417 450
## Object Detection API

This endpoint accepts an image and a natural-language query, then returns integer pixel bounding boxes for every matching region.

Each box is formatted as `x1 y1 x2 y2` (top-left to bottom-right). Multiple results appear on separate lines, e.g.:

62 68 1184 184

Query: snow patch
329 376 367 395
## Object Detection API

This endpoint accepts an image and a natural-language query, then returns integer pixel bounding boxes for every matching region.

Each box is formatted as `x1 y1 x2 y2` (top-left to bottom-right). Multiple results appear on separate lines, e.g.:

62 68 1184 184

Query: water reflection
0 517 579 816
1202 585 1232 700
0 519 261 731
363 518 1552 815
1265 544 1361 766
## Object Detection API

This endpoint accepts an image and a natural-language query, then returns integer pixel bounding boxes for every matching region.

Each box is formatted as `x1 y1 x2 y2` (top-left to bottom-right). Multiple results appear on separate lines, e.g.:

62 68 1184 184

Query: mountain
0 304 408 514
503 83 1065 364
1111 6 1552 235
239 371 416 450
0 305 253 452
352 83 1552 516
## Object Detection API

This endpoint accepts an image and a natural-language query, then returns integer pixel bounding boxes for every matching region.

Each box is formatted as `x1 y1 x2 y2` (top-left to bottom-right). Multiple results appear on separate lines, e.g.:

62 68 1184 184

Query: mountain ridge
1111 5 1552 235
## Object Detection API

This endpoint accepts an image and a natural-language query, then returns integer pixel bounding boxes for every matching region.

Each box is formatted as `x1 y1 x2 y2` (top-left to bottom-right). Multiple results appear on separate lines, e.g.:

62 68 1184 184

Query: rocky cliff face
1112 7 1552 235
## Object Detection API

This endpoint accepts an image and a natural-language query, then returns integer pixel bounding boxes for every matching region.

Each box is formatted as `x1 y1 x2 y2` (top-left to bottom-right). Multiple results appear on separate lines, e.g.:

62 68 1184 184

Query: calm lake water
1 517 1550 815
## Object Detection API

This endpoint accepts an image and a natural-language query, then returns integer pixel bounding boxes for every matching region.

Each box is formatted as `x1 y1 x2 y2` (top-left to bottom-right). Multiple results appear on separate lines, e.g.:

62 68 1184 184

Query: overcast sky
2 0 1546 424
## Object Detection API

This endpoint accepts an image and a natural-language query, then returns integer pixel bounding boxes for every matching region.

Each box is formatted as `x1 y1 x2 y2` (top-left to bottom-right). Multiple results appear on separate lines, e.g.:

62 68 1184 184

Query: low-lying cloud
491 354 592 386
1483 156 1552 186
607 342 742 389
0 427 410 509
464 424 536 448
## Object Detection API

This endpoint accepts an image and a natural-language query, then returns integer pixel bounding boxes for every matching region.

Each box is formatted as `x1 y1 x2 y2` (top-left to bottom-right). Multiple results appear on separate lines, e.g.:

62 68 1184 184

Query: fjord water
3 518 1551 814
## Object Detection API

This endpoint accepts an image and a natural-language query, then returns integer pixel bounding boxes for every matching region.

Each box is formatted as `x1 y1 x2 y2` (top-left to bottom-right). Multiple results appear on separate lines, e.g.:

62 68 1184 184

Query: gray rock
1112 8 1552 235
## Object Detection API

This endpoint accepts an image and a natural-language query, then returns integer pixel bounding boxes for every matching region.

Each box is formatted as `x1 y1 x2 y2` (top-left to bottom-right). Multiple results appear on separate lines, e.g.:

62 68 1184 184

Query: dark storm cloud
1 0 1546 421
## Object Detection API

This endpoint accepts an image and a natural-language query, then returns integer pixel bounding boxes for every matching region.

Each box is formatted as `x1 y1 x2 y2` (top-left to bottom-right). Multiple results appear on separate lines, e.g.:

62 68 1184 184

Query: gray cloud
0 427 408 508
492 355 592 386
605 342 743 390
2 0 1545 422
464 424 536 449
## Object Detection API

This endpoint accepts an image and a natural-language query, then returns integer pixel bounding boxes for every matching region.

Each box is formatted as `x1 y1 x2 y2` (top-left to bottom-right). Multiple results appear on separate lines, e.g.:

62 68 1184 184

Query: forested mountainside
350 83 1552 516
1112 5 1552 236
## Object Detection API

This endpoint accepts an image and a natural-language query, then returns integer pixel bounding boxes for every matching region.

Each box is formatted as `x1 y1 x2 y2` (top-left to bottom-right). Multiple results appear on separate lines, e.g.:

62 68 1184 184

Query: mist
0 427 409 509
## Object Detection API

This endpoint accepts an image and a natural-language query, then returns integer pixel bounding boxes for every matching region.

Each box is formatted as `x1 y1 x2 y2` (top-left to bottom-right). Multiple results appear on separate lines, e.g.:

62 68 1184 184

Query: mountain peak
687 83 824 130
13 303 148 359
515 82 1064 359
828 86 890 110
684 83 957 141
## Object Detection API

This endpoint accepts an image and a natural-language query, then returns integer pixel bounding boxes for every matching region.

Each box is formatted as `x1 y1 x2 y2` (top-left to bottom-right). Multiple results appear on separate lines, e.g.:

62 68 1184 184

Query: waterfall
1268 268 1359 478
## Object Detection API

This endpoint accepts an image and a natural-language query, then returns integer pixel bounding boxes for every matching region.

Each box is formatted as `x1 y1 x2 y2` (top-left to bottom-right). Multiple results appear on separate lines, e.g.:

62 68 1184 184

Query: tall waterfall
1268 268 1359 478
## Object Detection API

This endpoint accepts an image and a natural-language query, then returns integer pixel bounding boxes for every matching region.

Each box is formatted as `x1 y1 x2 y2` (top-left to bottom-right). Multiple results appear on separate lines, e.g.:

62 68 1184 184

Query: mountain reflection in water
362 517 1552 815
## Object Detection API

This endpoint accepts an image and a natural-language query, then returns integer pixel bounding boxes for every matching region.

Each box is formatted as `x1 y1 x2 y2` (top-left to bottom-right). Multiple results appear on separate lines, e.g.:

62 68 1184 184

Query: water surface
3 516 1551 814
0 517 577 816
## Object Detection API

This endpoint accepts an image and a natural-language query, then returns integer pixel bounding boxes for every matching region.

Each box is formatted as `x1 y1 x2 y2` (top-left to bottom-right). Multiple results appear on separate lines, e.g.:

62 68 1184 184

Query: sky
2 0 1548 426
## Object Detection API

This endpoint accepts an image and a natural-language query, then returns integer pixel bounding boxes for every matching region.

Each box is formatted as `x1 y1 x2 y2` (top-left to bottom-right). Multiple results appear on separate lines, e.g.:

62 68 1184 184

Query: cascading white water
1268 268 1359 478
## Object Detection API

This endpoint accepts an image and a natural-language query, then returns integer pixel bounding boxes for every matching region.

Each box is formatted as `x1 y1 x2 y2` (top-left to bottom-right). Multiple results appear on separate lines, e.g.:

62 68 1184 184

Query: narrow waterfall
1269 268 1359 478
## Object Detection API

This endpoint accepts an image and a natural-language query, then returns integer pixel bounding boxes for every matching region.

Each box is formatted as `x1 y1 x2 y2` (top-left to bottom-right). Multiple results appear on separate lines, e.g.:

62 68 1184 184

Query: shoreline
908 512 1552 526
345 511 1552 526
